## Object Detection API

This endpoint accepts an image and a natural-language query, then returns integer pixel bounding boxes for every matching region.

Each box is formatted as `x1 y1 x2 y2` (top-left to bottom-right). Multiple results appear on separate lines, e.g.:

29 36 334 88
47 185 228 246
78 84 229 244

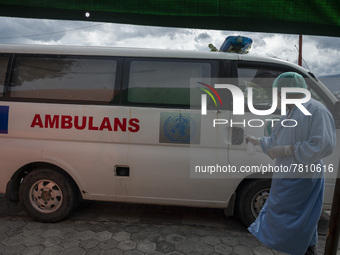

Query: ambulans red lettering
128 118 140 132
45 115 59 128
31 114 43 128
61 115 73 129
30 114 140 132
74 116 86 130
114 118 126 132
99 117 113 131
88 117 99 131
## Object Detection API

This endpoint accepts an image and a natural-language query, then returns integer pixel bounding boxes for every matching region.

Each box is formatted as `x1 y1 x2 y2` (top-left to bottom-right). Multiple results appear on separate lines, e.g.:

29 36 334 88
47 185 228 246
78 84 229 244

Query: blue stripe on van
0 106 9 134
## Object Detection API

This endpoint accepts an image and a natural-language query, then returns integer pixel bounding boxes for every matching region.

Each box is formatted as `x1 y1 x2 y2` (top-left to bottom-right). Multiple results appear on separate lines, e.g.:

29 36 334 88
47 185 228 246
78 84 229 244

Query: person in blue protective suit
246 72 336 255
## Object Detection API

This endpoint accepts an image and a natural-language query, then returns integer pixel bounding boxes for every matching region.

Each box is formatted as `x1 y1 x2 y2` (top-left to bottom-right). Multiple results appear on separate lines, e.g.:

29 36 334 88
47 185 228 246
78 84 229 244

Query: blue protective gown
248 99 336 255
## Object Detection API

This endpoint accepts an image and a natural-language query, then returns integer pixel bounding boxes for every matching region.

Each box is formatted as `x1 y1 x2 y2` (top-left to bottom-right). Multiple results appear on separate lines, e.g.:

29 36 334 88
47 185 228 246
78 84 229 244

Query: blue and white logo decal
159 113 200 144
0 106 9 134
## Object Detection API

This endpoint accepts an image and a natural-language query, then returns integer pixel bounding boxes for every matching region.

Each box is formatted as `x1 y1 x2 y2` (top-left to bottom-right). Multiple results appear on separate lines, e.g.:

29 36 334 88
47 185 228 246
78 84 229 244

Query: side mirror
333 101 340 129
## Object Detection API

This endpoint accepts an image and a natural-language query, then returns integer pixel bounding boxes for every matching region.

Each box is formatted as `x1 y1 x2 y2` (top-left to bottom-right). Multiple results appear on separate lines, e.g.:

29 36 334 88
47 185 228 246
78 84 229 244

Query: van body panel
0 44 338 221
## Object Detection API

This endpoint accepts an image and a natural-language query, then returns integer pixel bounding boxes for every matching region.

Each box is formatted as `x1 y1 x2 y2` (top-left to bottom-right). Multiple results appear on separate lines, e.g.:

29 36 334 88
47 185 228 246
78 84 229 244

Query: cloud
253 34 298 62
194 32 211 42
0 18 79 43
305 35 340 51
302 40 340 76
0 17 339 77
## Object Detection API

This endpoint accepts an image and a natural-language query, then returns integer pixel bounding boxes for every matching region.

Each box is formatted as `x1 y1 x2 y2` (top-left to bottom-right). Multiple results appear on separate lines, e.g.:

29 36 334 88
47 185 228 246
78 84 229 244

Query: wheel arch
6 161 82 205
233 173 272 227
235 172 272 193
225 172 273 217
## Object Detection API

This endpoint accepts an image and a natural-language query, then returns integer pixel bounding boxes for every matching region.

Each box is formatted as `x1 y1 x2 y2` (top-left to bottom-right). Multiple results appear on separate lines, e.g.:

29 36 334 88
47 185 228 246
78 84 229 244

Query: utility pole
324 157 340 255
298 34 302 66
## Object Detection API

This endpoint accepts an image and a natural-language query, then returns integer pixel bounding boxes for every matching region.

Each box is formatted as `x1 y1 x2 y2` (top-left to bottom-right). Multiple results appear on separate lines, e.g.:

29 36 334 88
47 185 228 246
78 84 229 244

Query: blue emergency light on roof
219 36 253 54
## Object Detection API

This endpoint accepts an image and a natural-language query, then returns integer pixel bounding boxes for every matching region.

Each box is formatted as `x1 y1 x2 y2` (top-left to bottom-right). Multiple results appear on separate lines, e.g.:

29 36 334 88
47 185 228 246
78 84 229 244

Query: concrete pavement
0 194 334 255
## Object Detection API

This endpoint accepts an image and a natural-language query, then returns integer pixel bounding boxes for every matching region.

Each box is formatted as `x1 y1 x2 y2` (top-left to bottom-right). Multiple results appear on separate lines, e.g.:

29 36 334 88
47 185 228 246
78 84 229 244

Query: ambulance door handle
231 127 244 145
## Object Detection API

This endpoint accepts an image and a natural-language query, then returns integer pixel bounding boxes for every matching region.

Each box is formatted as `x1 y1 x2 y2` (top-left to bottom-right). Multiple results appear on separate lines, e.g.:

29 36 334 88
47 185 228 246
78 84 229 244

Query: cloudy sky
1 16 340 80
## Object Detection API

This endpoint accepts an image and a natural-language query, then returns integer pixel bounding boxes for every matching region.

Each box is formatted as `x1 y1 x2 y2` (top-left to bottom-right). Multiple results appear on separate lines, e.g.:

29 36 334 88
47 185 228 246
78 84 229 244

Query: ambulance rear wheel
19 168 78 222
235 178 271 228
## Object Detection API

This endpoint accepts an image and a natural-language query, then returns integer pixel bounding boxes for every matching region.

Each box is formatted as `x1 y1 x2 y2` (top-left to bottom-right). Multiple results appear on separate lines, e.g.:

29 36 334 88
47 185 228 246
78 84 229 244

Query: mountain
319 74 340 92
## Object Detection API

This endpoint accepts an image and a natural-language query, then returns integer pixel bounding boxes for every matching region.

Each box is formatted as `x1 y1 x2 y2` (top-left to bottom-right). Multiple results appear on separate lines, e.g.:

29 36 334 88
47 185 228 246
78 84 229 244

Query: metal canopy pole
298 34 302 66
324 156 340 254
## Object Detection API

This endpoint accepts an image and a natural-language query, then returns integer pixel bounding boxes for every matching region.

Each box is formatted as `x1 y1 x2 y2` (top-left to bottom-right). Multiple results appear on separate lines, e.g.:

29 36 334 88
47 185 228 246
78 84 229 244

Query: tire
235 178 271 228
19 168 78 222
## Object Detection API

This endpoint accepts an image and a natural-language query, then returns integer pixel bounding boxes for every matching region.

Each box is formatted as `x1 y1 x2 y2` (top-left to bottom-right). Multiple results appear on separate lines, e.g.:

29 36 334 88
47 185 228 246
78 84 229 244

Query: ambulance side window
127 59 212 107
319 77 340 100
10 56 117 103
237 66 284 110
0 57 9 97
237 66 328 109
304 78 327 106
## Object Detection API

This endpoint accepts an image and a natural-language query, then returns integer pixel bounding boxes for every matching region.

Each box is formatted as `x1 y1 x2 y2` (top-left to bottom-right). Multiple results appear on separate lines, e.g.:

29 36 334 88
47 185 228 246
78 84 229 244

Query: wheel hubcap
251 189 269 218
29 180 63 213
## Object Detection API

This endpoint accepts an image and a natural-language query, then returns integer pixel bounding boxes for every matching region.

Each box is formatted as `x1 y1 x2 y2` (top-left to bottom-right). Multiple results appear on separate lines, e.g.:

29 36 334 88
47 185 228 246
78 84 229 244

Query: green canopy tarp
0 0 339 37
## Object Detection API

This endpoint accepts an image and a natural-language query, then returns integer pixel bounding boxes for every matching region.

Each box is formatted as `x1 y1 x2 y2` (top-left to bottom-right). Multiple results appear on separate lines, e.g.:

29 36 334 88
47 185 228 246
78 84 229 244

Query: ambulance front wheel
19 168 79 222
235 178 271 228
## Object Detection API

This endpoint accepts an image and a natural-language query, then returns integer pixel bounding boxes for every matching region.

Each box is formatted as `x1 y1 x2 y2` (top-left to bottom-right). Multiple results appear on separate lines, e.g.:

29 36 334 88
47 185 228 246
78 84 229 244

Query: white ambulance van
0 44 339 226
